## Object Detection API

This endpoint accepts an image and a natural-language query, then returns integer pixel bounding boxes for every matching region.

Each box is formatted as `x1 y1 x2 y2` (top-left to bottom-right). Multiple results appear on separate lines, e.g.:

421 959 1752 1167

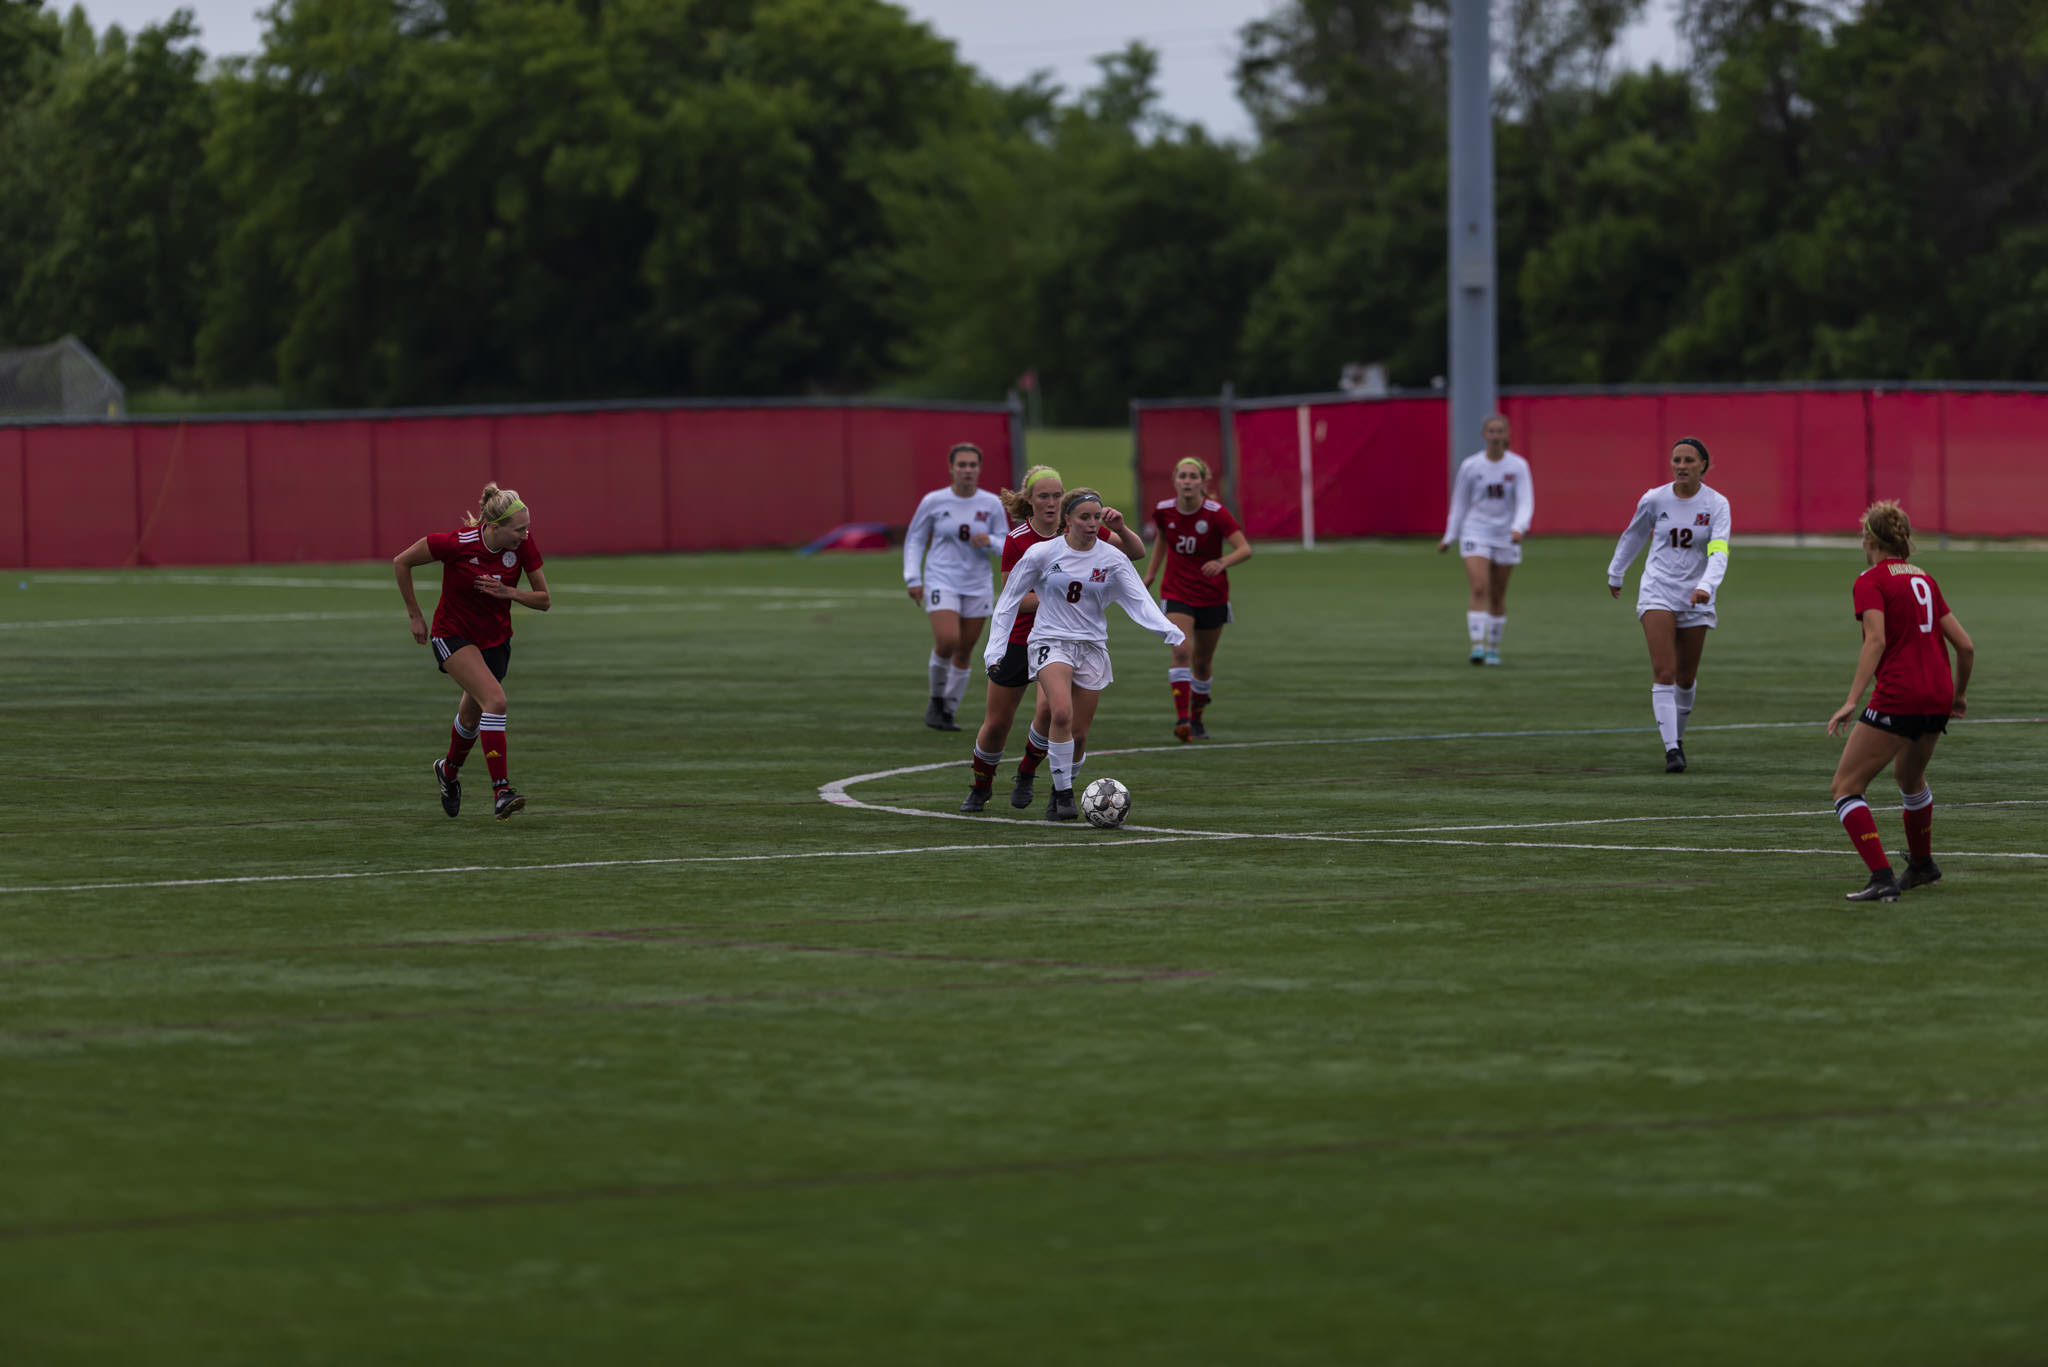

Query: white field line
820 722 2048 854
1298 798 2048 836
0 603 733 631
4 724 2041 896
27 573 901 599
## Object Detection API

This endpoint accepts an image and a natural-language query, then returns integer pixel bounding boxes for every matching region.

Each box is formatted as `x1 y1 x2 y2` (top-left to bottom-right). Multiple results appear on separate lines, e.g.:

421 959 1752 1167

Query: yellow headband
487 498 526 525
1022 465 1062 492
1174 458 1209 479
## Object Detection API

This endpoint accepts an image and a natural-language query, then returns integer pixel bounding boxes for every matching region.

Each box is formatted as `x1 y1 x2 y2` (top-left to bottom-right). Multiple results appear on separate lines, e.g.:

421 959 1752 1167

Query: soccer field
4 538 2045 1364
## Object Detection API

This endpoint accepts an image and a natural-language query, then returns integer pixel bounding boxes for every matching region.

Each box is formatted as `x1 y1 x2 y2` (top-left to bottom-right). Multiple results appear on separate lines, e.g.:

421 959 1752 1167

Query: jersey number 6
929 589 940 605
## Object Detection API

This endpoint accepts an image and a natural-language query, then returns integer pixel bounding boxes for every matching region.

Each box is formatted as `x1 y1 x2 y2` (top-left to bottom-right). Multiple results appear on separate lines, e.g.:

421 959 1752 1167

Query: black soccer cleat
1189 717 1208 740
1009 772 1036 809
1664 745 1687 773
923 697 951 731
1844 869 1901 903
1899 857 1943 891
1046 788 1079 822
959 785 991 814
433 758 461 818
493 786 526 821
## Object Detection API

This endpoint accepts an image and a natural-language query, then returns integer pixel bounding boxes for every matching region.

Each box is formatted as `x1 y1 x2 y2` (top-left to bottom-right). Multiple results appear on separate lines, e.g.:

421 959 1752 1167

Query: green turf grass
1023 427 1135 509
2 539 2045 1365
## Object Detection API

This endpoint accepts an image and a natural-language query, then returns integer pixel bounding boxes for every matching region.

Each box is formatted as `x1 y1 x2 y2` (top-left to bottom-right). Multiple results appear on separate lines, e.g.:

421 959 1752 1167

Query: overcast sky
70 0 1684 144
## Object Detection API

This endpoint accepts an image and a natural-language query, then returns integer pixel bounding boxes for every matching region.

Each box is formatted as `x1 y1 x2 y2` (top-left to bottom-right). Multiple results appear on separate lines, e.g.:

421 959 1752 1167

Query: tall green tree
0 7 218 384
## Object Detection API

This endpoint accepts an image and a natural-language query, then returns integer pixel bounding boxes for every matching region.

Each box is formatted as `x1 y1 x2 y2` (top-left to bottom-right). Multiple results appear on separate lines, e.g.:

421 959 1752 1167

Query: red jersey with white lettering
426 525 544 648
1153 498 1240 607
1001 521 1058 645
1852 558 1953 712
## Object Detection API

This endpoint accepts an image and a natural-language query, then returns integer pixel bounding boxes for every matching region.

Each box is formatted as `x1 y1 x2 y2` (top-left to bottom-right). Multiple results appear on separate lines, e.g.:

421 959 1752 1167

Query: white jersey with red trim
985 534 1184 664
903 487 1006 596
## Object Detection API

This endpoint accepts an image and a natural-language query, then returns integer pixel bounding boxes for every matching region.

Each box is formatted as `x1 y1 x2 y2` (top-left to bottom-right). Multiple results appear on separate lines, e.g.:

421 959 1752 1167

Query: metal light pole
1447 0 1497 475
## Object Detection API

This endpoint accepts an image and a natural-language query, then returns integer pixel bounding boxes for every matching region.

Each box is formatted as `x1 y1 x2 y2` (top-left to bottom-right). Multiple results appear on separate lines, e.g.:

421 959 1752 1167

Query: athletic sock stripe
1901 786 1934 810
1835 795 1869 817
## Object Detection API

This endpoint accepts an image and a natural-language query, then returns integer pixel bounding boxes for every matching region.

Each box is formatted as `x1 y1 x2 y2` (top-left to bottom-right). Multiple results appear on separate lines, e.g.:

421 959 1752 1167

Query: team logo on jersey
502 550 518 567
1656 512 1669 520
974 511 989 522
468 557 479 564
1195 519 1209 533
1504 474 1515 482
1089 567 1108 582
1694 513 1711 526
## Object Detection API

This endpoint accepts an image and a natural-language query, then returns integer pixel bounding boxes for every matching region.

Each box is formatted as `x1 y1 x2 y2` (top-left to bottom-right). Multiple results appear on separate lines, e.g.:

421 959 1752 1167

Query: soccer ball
1080 777 1131 829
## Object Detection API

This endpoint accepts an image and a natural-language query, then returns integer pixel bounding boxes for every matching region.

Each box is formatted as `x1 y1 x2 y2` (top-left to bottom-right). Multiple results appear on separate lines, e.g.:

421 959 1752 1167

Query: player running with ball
986 489 1185 822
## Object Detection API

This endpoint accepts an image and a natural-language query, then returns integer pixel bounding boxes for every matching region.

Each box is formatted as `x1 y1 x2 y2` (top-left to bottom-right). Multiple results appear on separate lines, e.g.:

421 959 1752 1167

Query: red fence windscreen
1131 405 1224 513
3 402 1014 568
1152 387 2048 542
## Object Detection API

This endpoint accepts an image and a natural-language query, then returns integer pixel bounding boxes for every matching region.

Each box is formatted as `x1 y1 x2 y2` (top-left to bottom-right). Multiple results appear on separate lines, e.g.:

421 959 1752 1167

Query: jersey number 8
1064 581 1084 603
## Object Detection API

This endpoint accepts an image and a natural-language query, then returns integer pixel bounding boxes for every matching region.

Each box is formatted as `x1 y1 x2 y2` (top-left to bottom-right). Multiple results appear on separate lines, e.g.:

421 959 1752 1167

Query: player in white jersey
1438 414 1534 666
904 442 1009 731
986 488 1185 821
1606 437 1731 773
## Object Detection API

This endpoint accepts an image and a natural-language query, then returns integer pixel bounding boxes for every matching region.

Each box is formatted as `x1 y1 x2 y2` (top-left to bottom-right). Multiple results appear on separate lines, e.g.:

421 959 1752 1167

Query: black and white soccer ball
1080 777 1131 829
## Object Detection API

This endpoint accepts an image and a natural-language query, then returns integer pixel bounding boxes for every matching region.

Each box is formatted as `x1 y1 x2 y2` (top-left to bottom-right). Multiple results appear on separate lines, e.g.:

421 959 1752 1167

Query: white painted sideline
2 722 2038 897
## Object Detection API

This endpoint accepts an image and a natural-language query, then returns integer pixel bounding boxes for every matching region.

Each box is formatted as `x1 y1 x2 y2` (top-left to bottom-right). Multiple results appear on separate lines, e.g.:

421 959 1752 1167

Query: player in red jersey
1143 457 1251 740
961 466 1143 813
1825 501 1974 902
393 482 551 821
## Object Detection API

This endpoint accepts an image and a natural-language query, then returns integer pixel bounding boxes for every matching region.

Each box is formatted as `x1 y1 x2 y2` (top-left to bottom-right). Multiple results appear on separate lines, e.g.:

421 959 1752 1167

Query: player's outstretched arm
984 551 1041 669
393 537 434 644
1828 609 1889 736
1940 613 1974 714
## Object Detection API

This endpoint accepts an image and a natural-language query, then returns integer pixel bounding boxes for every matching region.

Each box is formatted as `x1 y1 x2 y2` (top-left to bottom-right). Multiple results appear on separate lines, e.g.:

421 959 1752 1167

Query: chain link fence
0 336 125 418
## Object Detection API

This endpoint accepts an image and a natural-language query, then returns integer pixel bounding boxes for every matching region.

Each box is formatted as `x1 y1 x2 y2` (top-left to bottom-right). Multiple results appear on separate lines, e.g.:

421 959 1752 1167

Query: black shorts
1164 599 1233 631
433 636 511 681
986 640 1031 690
1859 707 1948 740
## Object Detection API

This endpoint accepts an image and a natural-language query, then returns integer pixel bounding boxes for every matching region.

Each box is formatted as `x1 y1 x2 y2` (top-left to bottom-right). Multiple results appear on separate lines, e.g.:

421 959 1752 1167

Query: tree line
2 0 2046 422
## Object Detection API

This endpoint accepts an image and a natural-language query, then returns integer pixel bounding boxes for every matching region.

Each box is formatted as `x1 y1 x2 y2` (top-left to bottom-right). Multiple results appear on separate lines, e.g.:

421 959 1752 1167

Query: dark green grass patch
2 540 2044 1364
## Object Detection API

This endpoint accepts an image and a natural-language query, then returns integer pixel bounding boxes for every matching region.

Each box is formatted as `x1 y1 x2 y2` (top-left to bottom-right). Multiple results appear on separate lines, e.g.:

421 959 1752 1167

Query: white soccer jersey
1442 450 1534 546
1607 482 1732 614
903 487 1007 595
985 535 1185 663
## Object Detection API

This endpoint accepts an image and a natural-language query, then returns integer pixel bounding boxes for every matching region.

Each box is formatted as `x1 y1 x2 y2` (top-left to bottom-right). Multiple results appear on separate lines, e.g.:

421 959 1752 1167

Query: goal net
0 335 125 418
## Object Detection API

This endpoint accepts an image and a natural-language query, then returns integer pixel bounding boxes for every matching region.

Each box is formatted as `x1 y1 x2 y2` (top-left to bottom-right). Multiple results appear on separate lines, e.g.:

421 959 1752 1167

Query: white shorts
922 587 993 619
1638 602 1717 630
1027 638 1113 690
1459 538 1521 566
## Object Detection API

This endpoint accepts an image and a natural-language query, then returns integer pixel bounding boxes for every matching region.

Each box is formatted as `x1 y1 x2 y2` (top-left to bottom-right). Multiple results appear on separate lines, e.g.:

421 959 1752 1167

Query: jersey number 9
1909 577 1935 633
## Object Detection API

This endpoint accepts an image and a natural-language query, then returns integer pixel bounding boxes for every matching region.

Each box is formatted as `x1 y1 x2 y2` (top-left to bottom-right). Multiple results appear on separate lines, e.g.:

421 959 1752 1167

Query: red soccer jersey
426 525 544 649
1152 498 1240 607
1852 558 1953 713
1001 521 1057 644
